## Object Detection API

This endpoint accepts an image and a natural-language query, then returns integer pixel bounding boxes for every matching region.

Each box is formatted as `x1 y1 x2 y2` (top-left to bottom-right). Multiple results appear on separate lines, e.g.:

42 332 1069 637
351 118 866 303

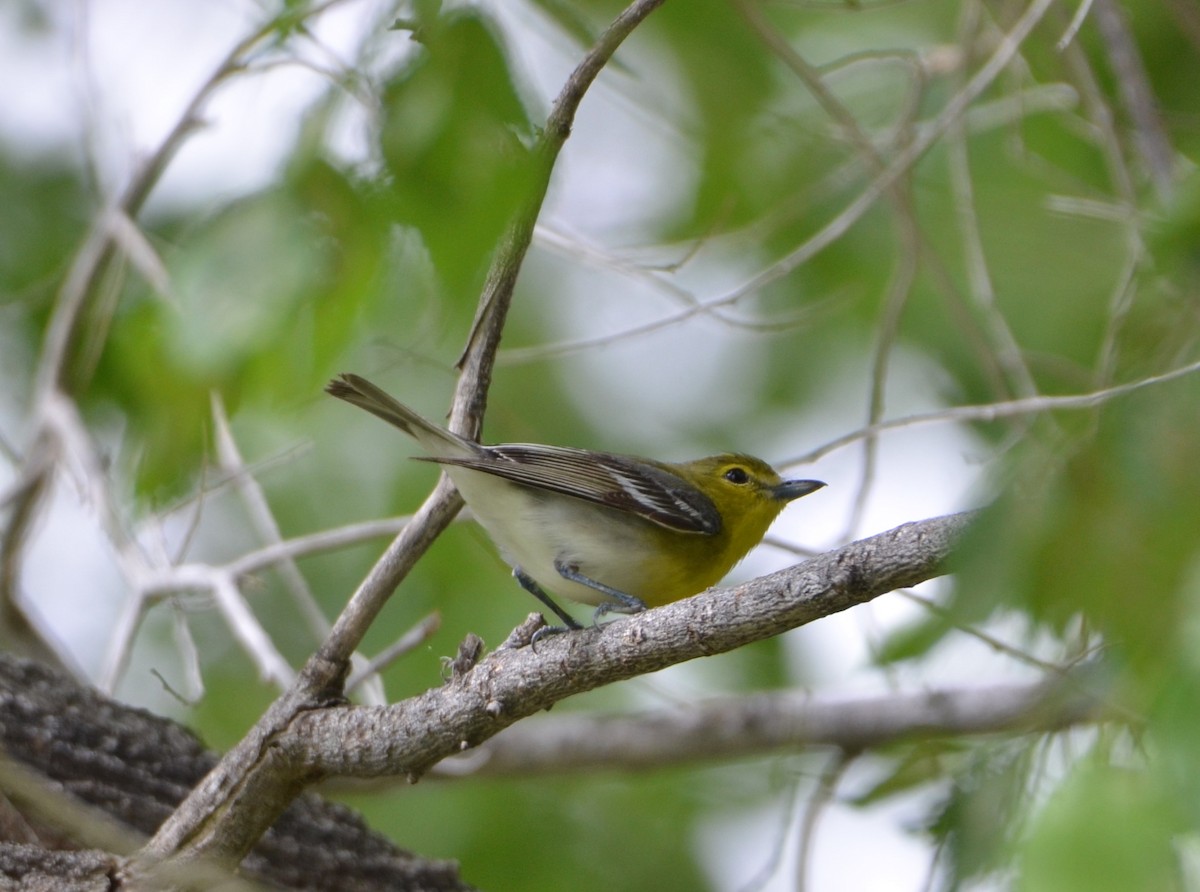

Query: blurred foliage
380 9 537 301
1019 759 1184 892
4 0 1200 889
0 149 89 301
346 769 714 891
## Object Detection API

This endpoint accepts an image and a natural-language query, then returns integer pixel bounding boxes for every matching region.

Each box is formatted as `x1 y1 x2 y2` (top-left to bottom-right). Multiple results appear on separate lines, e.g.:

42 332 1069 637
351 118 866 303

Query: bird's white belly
445 465 654 607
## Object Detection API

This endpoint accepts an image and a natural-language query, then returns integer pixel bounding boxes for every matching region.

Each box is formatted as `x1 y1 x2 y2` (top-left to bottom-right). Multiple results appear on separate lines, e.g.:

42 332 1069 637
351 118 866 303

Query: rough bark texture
0 657 473 891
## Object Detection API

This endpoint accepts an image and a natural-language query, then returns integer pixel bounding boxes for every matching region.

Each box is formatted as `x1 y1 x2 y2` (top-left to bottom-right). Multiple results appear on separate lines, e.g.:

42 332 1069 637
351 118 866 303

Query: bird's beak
773 479 826 502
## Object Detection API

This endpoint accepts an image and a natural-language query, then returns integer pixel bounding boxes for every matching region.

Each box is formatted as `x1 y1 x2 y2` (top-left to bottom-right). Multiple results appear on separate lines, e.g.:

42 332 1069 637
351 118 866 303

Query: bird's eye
724 467 749 485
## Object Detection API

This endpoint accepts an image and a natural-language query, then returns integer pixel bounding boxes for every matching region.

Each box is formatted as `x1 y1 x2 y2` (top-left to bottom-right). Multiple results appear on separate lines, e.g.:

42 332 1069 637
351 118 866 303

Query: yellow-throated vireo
327 373 825 632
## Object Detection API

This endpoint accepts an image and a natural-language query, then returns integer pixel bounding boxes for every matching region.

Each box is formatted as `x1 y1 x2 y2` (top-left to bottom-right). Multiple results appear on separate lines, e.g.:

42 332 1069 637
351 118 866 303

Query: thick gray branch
285 513 974 779
436 674 1111 776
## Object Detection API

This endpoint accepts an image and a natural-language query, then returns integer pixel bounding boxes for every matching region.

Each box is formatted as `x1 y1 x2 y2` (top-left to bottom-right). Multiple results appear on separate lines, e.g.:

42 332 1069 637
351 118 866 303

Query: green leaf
929 743 1033 885
1019 761 1183 892
954 374 1200 680
378 10 536 301
850 740 966 805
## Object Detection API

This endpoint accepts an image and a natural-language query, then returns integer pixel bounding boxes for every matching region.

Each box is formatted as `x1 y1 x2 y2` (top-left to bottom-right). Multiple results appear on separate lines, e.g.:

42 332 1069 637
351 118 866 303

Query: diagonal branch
282 513 974 780
787 355 1200 466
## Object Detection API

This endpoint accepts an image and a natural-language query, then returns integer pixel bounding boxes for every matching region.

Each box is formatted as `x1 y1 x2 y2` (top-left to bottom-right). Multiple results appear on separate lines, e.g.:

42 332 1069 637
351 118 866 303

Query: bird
326 373 825 632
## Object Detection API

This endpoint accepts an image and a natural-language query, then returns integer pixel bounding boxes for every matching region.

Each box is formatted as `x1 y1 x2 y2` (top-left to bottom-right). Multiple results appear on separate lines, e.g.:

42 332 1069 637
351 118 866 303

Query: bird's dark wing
421 445 721 535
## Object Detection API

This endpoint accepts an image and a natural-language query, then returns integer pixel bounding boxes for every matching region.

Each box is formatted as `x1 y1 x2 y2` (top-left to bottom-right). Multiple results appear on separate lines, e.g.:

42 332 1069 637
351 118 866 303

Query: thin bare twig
208 573 295 689
1050 2 1146 393
1092 0 1175 201
796 753 854 892
948 3 1042 406
228 516 414 577
495 80 1081 369
893 588 1064 674
1057 0 1097 50
345 613 442 693
211 395 330 646
497 0 1058 426
785 356 1200 466
735 769 808 892
731 0 927 542
681 0 1065 339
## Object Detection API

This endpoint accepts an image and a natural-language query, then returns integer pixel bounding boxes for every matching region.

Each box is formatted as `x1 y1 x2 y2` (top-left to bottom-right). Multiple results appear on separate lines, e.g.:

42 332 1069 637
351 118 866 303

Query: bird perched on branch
327 373 824 633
